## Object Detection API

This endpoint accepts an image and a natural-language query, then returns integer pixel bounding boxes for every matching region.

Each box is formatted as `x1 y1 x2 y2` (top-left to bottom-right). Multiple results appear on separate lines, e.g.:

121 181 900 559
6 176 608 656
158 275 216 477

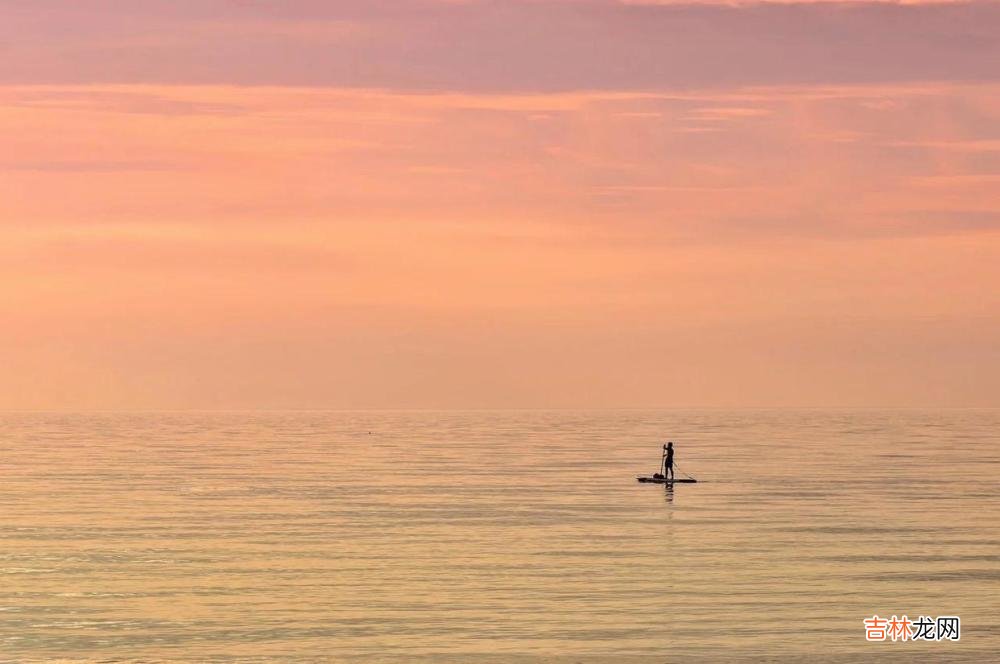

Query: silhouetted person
662 442 674 481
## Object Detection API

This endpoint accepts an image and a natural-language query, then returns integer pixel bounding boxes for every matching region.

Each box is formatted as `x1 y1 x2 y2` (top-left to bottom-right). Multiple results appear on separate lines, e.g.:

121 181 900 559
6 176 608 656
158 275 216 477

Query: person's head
664 442 672 450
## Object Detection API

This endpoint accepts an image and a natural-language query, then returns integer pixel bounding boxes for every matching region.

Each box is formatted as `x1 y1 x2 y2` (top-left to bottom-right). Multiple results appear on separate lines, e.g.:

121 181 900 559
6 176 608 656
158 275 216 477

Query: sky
2 0 998 409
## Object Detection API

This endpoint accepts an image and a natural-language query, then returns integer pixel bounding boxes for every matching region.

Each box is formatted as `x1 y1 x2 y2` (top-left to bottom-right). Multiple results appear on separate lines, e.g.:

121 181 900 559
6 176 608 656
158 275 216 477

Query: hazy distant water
1 410 998 662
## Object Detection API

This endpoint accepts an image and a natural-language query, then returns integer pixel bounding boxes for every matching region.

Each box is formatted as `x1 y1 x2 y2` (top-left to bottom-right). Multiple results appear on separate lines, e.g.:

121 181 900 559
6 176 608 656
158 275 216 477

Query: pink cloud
1 2 997 90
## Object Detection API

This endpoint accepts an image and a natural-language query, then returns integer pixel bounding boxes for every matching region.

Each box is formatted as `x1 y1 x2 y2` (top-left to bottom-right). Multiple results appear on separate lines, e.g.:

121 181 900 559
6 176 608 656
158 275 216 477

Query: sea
1 409 998 662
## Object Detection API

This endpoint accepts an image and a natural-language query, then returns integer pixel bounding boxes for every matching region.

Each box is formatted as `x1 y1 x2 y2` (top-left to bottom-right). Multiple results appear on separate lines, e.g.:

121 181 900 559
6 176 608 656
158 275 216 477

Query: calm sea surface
1 410 998 662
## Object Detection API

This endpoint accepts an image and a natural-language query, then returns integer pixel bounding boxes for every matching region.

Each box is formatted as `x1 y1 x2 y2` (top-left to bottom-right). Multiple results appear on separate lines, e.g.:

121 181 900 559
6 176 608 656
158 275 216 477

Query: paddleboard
637 476 697 483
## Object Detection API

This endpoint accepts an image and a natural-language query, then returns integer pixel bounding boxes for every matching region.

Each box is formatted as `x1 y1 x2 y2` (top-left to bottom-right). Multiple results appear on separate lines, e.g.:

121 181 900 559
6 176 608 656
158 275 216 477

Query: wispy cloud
2 82 998 240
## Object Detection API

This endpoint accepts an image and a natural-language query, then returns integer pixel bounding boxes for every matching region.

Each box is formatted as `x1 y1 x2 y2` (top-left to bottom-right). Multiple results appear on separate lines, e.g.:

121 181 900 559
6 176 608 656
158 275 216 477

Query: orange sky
2 2 999 409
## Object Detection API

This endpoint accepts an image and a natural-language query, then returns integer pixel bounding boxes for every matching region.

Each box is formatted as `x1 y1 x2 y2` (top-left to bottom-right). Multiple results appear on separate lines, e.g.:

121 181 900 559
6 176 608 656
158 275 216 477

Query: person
662 442 674 481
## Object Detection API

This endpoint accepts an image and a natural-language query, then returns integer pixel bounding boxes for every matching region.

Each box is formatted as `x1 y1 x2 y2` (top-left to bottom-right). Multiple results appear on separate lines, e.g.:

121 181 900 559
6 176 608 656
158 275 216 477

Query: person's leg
666 463 674 481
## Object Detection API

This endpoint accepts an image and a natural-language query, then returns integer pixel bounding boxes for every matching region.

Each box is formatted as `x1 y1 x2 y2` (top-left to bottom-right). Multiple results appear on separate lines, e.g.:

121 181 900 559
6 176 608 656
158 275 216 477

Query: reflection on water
663 483 674 504
0 410 998 661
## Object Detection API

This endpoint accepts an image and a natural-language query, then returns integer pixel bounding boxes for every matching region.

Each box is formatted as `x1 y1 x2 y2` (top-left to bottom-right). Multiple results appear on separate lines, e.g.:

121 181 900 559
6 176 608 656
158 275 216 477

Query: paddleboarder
638 443 695 483
662 442 674 481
